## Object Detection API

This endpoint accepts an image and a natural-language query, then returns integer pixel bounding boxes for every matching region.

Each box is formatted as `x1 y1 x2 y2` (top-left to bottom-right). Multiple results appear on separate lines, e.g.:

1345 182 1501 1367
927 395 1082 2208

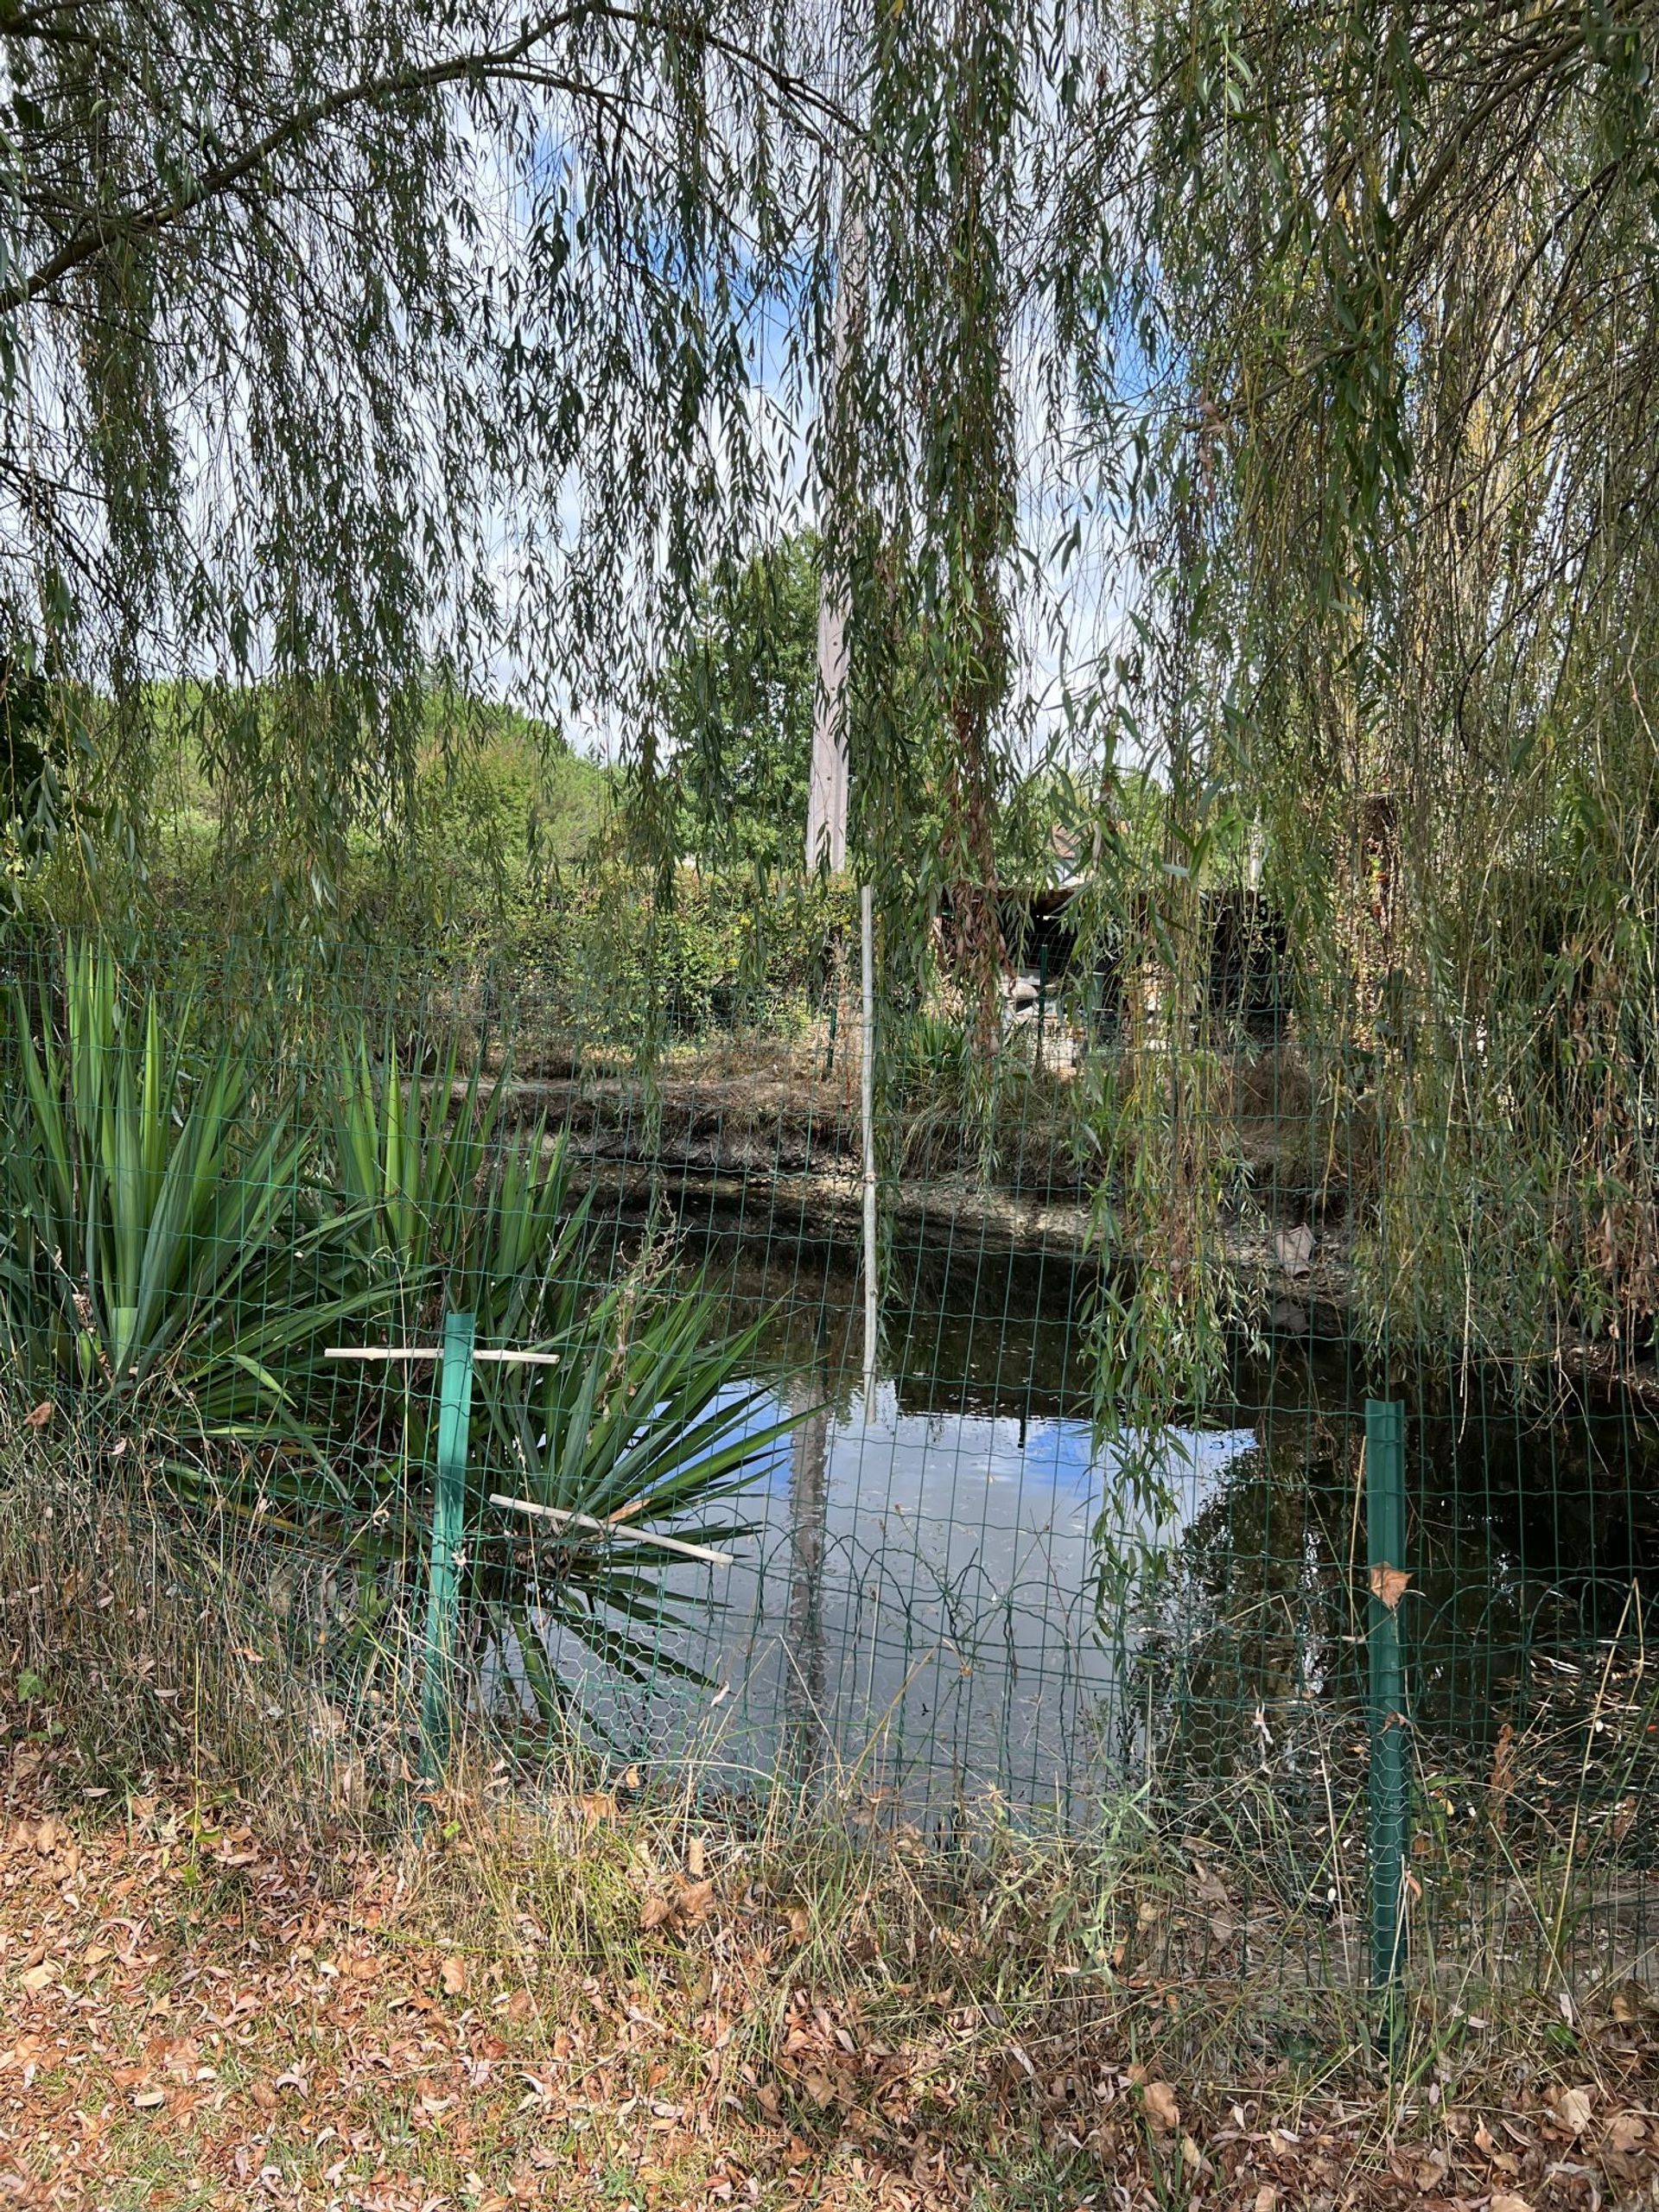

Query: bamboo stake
861 880 878 1414
488 1493 732 1567
327 1346 560 1365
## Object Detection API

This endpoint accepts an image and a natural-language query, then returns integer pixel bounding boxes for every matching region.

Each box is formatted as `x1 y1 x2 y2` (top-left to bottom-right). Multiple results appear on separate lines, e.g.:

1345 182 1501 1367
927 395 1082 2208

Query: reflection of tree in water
783 1394 832 1789
1128 1362 1659 1878
1130 1420 1360 1821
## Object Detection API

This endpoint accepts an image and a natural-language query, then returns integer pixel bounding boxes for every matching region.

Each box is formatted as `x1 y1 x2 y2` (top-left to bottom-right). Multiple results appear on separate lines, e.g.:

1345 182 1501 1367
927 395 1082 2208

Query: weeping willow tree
0 0 863 910
610 0 1079 1068
2 0 1095 948
830 0 1048 1046
19 0 1648 1400
1059 0 1659 1402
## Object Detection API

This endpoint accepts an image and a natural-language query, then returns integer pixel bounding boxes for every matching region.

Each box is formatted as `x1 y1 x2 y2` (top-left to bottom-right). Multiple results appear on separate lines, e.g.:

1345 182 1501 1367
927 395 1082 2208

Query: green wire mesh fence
0 918 1655 2018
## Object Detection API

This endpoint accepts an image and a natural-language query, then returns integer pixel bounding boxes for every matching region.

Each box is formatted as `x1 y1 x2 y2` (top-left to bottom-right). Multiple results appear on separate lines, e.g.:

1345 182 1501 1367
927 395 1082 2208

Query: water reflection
782 1386 831 1788
534 1371 1252 1816
526 1234 1659 1827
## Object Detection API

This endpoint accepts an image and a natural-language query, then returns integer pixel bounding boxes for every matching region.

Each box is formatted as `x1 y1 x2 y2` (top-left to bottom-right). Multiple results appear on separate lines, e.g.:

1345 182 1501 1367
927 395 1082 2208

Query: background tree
658 536 820 875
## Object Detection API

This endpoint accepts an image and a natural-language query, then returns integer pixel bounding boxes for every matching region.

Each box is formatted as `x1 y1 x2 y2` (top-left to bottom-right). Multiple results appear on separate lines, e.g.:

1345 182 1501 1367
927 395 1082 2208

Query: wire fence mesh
1 916 1655 2015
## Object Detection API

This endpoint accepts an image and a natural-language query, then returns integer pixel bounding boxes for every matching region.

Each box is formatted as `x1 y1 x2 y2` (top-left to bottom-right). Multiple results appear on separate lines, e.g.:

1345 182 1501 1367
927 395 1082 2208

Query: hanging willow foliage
11 0 1655 1407
0 0 858 897
1058 0 1659 1400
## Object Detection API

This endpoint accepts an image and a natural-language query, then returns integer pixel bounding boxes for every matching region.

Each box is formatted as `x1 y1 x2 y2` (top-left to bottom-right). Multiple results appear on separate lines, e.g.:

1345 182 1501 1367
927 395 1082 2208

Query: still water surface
526 1242 1659 1823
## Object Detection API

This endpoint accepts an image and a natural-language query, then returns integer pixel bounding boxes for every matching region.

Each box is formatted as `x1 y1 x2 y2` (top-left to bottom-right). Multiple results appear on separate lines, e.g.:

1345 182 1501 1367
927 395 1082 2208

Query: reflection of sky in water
531 1384 1255 1816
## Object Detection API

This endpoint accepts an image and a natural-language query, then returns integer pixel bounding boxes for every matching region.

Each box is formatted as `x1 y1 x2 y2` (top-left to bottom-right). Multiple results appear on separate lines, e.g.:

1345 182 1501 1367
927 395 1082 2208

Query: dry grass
3 1745 1659 2210
0 1418 393 1846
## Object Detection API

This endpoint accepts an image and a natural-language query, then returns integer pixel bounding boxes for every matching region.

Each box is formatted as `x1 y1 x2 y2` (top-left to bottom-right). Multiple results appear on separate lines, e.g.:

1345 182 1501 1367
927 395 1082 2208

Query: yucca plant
475 1286 796 1693
0 953 803 1742
331 1025 600 1339
0 944 373 1467
326 1027 803 1693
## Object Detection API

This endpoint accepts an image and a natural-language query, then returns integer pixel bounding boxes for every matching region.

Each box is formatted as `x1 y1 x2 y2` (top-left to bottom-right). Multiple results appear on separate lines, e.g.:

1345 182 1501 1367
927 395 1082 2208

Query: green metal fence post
1366 1396 1410 2018
419 1309 476 1798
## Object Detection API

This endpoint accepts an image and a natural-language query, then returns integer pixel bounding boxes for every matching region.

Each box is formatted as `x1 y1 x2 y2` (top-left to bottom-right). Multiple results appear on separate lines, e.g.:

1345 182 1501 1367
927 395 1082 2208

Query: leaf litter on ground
2 1745 1658 2209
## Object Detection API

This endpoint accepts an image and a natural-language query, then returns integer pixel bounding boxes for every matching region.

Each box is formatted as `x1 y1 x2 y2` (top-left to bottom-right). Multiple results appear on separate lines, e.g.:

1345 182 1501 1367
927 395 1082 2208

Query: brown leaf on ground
23 1400 53 1429
1554 2085 1594 2136
1141 2081 1179 2132
4 1767 1657 2212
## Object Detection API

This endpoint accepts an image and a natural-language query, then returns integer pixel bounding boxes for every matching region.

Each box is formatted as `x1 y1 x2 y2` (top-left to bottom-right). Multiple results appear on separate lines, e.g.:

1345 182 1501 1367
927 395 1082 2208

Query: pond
516 1235 1659 1853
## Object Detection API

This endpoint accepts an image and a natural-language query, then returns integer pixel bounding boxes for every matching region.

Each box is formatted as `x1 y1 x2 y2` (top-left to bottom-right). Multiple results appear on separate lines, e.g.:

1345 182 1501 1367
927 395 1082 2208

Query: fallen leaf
1254 2190 1277 2212
250 2080 278 2113
688 1835 707 1878
440 1955 467 1997
20 1963 54 1993
1554 2086 1593 2137
1606 2112 1647 2152
1490 2196 1532 2212
802 2069 836 2108
640 1895 676 1933
506 1988 532 2022
1141 2081 1179 2132
1370 1563 1411 1611
785 1904 810 1942
133 2089 166 2111
23 1401 53 1430
677 1879 715 1922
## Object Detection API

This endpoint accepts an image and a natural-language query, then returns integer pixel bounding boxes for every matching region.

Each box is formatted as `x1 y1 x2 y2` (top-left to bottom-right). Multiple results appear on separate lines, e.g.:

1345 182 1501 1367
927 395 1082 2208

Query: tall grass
0 1408 362 1827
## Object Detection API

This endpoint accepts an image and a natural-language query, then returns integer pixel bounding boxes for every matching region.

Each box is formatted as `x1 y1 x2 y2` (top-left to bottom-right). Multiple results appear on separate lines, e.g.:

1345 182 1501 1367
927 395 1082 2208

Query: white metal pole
861 881 878 1414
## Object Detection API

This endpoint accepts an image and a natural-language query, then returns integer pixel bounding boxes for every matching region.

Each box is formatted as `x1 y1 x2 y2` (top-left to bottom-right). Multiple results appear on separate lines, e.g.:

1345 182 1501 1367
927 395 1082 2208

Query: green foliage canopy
657 534 820 874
